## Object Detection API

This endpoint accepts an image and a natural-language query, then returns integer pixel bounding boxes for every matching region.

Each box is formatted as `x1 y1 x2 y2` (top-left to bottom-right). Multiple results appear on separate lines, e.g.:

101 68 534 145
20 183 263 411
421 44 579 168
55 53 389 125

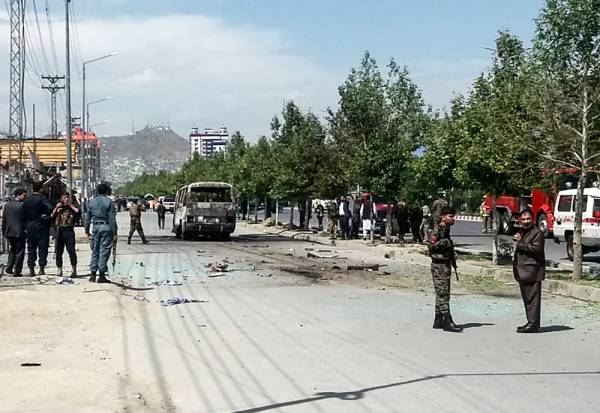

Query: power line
44 0 59 73
31 0 51 71
69 1 82 82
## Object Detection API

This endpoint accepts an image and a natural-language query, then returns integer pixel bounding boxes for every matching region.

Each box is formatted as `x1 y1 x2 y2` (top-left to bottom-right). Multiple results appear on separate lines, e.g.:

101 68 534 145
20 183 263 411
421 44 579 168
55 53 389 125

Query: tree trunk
254 197 259 223
492 193 498 266
304 198 311 231
265 196 272 219
275 199 279 226
385 199 392 244
573 85 590 280
289 203 295 226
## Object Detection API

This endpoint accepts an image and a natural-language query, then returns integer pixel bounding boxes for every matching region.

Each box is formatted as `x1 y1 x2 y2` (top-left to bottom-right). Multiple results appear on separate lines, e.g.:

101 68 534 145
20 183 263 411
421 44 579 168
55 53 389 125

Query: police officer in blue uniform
85 183 117 283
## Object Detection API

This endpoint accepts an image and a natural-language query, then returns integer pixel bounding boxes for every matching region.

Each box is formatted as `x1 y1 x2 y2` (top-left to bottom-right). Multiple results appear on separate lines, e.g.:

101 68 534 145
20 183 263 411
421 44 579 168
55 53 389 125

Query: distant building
189 127 229 158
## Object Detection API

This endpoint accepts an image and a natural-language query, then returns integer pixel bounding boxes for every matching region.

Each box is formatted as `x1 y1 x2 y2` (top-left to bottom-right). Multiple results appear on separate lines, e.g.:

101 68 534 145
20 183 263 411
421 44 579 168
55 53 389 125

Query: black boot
433 314 444 329
28 267 36 277
142 238 149 244
89 272 97 282
97 272 110 283
127 238 131 245
516 323 530 333
38 267 45 276
443 315 463 333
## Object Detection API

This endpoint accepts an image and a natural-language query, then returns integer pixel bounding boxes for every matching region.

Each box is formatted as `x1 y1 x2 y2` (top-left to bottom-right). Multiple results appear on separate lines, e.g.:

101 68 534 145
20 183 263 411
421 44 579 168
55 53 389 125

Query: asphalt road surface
97 211 600 412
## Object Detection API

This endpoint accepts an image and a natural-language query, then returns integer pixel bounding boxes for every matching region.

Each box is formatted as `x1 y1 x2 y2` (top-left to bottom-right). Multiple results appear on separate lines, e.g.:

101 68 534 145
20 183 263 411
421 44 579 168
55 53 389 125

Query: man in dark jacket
22 182 53 276
513 209 545 333
2 188 27 276
338 197 351 240
351 198 362 239
156 200 166 229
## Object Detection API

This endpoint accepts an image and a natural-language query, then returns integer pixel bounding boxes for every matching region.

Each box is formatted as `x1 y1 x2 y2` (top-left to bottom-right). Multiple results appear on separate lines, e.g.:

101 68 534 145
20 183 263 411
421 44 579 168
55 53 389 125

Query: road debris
132 295 149 302
347 264 381 271
55 277 75 285
207 262 229 273
149 280 182 286
21 362 41 367
307 251 339 259
160 297 209 306
208 272 226 278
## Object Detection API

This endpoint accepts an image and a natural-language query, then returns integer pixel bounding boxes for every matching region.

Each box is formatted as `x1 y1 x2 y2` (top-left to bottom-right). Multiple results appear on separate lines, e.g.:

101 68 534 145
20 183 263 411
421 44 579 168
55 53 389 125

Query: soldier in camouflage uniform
128 199 149 245
431 192 448 229
326 200 338 245
428 205 462 332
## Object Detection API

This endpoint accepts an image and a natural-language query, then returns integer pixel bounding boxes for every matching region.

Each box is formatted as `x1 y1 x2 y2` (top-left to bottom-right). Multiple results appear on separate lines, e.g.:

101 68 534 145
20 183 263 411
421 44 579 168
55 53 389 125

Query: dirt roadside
0 283 167 413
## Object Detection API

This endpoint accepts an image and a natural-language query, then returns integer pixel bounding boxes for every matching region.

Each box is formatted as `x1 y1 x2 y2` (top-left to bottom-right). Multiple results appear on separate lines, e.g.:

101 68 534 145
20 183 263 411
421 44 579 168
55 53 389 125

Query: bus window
189 187 232 203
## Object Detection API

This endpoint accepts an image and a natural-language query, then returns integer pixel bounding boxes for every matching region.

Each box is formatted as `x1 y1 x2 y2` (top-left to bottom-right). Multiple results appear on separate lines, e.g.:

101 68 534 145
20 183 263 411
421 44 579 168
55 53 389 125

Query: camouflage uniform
431 197 448 229
428 225 456 316
326 202 338 240
128 203 148 244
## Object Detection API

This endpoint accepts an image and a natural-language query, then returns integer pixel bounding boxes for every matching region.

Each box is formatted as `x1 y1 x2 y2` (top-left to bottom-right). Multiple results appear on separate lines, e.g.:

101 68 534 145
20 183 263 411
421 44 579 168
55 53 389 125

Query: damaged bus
173 182 236 240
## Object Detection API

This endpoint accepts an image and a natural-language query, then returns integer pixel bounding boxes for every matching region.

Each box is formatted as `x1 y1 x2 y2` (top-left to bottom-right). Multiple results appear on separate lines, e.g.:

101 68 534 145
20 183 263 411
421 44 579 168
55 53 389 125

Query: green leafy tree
531 0 600 279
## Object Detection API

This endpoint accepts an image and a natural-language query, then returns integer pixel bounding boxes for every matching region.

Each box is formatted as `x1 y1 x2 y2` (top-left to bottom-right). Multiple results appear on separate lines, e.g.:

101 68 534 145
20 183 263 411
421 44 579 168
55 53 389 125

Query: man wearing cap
428 205 462 332
85 183 118 283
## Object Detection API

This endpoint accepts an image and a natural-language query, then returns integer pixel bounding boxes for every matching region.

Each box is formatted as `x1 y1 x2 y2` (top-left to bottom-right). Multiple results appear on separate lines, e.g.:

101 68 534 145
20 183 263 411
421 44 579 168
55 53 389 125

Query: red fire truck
483 189 555 237
483 169 587 238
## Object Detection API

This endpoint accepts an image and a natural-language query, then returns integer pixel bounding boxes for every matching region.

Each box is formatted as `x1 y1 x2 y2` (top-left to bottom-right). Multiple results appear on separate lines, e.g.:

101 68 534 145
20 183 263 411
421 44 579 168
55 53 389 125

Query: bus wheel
537 213 549 238
566 234 574 261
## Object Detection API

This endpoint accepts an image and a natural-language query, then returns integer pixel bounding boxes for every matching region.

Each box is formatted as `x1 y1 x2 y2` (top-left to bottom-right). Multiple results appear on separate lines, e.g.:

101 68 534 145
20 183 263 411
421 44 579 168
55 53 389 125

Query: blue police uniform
85 195 117 280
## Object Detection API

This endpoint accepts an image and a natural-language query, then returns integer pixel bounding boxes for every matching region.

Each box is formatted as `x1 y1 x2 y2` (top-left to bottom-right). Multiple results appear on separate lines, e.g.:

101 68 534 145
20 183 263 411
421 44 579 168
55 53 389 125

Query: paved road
101 211 600 412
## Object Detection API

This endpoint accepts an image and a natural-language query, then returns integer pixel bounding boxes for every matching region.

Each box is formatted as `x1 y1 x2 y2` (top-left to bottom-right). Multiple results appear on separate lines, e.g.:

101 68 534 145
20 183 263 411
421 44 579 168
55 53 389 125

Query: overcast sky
0 0 544 140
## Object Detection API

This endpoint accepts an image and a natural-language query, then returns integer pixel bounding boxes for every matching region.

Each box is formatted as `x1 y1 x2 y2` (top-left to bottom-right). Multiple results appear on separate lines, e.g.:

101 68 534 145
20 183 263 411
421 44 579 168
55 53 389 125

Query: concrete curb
236 221 600 302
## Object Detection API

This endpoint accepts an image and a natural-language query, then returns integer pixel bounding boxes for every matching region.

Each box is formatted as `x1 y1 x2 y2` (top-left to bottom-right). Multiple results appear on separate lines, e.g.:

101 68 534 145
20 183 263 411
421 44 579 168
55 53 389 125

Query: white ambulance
553 187 600 260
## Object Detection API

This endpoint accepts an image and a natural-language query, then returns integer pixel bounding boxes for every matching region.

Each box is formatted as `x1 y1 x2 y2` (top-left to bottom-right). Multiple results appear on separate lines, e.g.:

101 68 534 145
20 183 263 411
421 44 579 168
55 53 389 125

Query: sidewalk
238 221 600 302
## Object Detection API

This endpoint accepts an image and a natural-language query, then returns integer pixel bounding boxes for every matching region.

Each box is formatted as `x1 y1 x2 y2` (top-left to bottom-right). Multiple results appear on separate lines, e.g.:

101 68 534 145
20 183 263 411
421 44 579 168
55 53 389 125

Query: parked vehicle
162 197 176 213
172 182 236 240
552 187 600 261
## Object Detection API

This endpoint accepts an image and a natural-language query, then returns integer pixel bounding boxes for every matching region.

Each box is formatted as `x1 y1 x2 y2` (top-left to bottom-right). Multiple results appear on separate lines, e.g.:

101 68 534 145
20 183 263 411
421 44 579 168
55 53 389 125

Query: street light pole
81 52 116 199
86 97 110 192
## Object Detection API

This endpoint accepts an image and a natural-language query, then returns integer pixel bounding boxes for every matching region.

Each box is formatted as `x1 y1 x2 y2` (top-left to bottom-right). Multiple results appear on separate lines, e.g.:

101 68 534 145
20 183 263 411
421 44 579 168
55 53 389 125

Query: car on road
162 197 176 213
552 187 600 260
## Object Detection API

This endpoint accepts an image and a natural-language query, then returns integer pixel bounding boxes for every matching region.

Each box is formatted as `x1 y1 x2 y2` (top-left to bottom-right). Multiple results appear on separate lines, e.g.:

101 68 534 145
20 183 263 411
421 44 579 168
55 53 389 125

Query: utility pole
8 0 25 187
65 0 72 197
41 75 65 138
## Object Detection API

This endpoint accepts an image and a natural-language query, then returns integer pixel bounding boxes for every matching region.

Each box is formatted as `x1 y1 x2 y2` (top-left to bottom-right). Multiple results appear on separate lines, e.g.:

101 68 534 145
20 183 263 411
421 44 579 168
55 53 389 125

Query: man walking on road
480 196 492 233
22 182 53 276
156 200 166 229
338 197 350 240
51 193 80 277
128 199 149 244
326 200 338 244
351 197 362 239
428 206 462 333
85 183 118 283
2 188 27 276
315 202 325 230
360 195 376 240
513 209 545 333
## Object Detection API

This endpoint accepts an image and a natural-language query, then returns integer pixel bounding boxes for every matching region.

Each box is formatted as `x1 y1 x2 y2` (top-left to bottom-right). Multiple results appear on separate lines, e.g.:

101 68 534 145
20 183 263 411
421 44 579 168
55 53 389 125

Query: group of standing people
2 182 80 277
1 182 153 284
322 195 377 241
